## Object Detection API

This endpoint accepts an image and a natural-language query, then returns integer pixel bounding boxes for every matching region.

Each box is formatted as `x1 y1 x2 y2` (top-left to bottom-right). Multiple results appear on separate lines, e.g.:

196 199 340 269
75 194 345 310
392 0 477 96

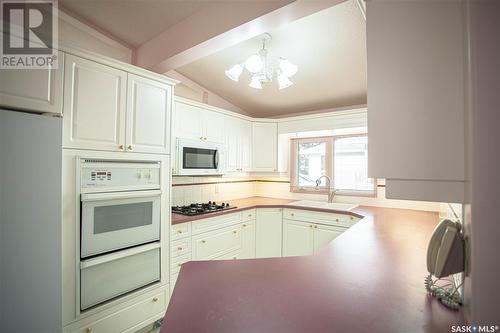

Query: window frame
289 136 333 194
290 133 376 197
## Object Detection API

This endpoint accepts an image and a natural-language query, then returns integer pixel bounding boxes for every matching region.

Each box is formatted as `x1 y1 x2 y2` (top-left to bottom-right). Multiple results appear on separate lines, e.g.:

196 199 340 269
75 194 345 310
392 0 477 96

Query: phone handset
426 219 464 278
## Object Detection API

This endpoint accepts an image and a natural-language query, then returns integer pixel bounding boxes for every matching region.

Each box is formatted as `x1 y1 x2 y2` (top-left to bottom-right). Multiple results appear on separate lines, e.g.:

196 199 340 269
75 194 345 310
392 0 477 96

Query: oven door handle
80 242 160 269
81 189 161 202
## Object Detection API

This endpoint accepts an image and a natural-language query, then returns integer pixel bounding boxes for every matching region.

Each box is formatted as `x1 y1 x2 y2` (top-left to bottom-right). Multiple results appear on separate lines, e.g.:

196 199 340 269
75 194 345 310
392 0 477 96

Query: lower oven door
81 190 161 258
80 243 161 311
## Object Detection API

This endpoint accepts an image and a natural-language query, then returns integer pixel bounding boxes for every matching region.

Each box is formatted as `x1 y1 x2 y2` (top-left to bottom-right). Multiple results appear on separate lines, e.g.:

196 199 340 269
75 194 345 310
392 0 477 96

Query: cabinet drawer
283 208 356 227
70 290 166 333
170 238 191 258
241 209 256 222
171 222 191 241
192 224 242 260
191 212 241 235
170 253 191 275
215 249 242 260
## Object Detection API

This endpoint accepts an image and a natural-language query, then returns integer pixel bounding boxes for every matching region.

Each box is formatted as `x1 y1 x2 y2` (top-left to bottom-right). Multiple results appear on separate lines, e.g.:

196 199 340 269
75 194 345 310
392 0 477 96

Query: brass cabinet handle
335 218 339 222
177 230 182 234
309 225 313 228
118 144 124 150
85 328 92 333
177 246 183 251
199 136 203 140
247 214 252 217
204 137 208 140
233 230 237 234
350 216 354 220
177 263 182 267
291 213 294 216
242 224 247 227
153 297 159 302
314 225 318 229
202 240 206 243
127 145 133 150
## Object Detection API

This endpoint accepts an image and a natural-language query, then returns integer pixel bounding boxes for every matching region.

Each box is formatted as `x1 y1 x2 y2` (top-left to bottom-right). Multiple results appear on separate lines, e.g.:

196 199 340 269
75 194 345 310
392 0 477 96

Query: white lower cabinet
282 219 314 257
192 224 243 260
314 224 345 252
240 220 256 259
282 219 350 257
255 208 283 258
65 288 168 333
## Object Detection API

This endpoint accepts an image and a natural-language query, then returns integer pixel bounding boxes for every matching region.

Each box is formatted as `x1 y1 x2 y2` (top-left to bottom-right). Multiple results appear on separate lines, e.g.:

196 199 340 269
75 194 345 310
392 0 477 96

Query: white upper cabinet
173 101 225 143
202 110 225 143
367 1 466 202
252 122 277 172
0 51 63 114
126 74 172 154
63 54 127 151
225 116 252 173
63 54 174 154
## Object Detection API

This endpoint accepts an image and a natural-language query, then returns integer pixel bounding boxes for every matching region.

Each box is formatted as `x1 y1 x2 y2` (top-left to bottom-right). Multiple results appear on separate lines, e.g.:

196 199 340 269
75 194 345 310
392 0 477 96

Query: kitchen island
162 205 464 332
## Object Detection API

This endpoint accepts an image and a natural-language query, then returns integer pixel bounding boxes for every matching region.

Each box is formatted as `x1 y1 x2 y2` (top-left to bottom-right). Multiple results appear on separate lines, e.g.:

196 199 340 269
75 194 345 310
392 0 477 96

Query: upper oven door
81 190 161 258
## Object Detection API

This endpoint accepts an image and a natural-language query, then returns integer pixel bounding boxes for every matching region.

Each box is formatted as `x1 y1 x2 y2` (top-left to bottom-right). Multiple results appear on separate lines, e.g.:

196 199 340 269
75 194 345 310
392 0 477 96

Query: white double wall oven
77 157 166 311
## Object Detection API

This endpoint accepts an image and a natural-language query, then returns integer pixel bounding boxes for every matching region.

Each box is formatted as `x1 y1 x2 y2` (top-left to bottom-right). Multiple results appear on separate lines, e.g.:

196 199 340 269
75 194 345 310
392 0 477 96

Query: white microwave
175 138 226 176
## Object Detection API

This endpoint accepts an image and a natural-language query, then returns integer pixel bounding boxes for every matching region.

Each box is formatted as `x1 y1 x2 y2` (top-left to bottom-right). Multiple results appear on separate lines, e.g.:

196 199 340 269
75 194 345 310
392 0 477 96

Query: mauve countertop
171 196 363 225
163 205 464 332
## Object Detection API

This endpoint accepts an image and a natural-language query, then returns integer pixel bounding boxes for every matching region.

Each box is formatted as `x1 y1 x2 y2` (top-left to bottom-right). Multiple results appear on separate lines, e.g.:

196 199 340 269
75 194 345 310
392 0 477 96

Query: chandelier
224 33 298 90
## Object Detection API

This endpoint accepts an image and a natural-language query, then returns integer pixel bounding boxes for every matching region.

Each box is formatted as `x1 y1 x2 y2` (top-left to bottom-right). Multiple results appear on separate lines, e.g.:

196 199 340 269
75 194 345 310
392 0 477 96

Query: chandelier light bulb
277 74 293 90
224 64 243 82
249 75 263 89
279 58 298 77
224 33 296 90
244 54 263 73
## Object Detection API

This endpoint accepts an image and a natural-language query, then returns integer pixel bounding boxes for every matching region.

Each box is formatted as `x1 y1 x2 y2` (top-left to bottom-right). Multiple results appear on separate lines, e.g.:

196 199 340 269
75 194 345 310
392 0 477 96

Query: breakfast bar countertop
162 206 464 332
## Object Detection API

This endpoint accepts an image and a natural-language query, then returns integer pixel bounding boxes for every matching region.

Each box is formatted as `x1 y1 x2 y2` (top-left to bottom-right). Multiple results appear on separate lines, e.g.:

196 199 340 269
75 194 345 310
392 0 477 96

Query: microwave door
183 147 217 170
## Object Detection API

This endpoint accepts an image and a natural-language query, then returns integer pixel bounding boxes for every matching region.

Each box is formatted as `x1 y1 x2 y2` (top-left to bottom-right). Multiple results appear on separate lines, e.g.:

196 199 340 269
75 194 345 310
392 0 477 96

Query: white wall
59 11 133 63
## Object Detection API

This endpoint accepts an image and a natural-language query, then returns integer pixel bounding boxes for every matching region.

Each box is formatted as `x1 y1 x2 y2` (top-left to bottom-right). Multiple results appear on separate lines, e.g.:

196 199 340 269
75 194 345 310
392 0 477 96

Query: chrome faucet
315 175 337 203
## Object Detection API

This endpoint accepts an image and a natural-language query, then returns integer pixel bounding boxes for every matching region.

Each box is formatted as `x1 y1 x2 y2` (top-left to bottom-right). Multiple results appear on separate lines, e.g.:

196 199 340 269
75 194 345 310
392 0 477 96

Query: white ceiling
60 0 211 47
177 0 367 118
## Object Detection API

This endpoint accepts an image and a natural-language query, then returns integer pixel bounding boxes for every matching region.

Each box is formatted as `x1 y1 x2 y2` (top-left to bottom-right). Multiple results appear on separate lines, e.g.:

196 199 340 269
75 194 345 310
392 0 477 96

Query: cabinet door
126 74 172 154
255 208 282 258
63 54 127 151
202 109 226 143
240 120 253 171
173 102 202 140
224 116 240 172
282 219 314 257
0 51 63 114
313 224 345 253
252 122 277 171
366 1 465 202
240 220 256 259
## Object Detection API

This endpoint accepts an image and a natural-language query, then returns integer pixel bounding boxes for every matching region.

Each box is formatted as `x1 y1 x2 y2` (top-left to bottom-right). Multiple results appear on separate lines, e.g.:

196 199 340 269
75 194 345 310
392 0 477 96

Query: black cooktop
172 201 237 216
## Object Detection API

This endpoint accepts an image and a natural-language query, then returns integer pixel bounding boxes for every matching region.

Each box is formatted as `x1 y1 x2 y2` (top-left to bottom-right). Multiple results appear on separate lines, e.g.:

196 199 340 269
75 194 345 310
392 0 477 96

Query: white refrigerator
0 109 63 332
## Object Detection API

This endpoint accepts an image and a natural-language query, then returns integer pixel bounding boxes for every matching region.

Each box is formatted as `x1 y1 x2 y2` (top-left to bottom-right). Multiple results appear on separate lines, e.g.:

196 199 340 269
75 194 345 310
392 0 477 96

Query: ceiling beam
134 0 345 73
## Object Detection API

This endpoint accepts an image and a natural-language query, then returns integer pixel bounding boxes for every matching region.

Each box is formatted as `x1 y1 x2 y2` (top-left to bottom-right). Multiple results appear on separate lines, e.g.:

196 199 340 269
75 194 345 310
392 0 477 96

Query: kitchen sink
288 200 357 211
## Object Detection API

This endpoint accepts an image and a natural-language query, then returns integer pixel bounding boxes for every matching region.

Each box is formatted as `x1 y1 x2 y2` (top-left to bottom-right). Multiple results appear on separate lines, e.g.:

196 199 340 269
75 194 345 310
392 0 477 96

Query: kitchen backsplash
171 176 442 212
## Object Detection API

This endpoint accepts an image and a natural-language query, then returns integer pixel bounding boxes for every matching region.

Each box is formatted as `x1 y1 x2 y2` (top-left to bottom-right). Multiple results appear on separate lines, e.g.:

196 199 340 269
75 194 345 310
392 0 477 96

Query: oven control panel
80 160 161 191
